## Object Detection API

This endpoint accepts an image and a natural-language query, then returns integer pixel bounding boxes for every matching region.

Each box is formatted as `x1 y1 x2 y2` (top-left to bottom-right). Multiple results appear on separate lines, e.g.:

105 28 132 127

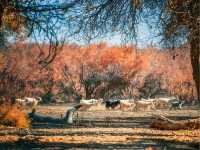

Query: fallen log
28 111 66 124
28 105 82 125
150 114 200 130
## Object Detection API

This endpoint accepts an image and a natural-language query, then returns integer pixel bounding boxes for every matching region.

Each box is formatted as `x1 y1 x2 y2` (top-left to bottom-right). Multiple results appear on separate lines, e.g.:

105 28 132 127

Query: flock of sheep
15 96 184 111
76 97 184 112
15 96 185 125
15 97 42 108
68 97 184 125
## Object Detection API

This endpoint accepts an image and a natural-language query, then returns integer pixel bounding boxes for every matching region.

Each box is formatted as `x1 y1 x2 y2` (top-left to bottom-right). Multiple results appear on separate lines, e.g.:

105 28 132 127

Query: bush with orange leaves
0 103 30 128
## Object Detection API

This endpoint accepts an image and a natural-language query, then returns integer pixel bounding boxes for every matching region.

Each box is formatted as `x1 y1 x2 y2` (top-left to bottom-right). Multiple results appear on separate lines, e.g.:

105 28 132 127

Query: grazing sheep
119 99 133 104
156 97 176 102
154 97 178 109
78 99 101 111
134 100 155 111
16 97 42 108
154 99 169 109
119 99 135 111
15 98 27 106
80 99 99 105
25 97 42 108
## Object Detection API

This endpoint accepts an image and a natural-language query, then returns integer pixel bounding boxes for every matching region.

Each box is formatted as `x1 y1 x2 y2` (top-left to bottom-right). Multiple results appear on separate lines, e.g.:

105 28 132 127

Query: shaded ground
0 104 199 149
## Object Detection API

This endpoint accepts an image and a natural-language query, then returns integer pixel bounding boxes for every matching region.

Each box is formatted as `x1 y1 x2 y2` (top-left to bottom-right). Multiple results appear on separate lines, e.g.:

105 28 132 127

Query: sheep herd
76 97 184 112
15 97 42 108
14 96 184 112
15 96 185 125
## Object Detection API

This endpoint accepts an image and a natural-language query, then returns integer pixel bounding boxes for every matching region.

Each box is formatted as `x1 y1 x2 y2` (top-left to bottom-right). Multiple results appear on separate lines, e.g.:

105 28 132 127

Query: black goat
105 100 121 109
170 101 185 110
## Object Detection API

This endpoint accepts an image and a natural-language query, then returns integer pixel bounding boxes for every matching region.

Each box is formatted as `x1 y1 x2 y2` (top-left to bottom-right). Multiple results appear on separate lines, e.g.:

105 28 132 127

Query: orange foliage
2 6 27 33
0 42 196 100
0 104 29 128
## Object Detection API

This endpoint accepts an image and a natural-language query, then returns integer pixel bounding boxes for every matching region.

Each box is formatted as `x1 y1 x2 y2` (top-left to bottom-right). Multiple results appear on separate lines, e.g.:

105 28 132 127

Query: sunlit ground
0 104 199 149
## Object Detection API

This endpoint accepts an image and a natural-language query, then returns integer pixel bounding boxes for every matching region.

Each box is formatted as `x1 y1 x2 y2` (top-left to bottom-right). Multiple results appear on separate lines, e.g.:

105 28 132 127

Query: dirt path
0 105 199 149
0 128 199 149
32 105 200 129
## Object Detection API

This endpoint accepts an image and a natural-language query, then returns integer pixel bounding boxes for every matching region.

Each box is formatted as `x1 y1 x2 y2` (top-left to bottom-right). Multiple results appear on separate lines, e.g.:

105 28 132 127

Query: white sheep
15 98 27 106
154 96 178 109
16 97 42 108
80 99 99 105
119 99 135 111
134 99 156 111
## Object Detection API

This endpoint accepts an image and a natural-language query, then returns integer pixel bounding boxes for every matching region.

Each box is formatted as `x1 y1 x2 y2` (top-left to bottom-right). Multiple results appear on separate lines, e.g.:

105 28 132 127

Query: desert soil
0 104 199 150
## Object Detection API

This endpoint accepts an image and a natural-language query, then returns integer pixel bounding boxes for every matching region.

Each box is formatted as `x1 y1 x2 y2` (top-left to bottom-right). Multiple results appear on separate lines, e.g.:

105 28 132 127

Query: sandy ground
0 104 199 149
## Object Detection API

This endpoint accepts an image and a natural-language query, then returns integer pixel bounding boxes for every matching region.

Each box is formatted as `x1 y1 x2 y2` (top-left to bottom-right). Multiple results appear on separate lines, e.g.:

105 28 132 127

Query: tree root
150 114 200 130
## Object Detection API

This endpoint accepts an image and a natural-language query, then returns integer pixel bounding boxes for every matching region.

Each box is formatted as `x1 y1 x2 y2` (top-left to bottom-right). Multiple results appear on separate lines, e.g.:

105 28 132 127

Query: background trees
0 0 198 102
162 0 199 102
0 0 77 65
0 42 196 103
74 0 199 101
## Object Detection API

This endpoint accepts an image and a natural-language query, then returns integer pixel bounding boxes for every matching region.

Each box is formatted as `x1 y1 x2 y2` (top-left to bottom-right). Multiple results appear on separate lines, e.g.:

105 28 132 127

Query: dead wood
151 114 200 130
28 109 68 124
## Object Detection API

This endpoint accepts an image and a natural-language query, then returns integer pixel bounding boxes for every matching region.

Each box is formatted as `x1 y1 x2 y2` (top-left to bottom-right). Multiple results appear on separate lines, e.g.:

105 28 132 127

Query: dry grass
0 103 29 128
1 128 199 144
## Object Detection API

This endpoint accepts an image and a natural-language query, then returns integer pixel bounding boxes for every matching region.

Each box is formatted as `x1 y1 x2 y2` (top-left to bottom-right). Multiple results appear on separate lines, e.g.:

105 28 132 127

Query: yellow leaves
0 104 30 128
2 6 26 34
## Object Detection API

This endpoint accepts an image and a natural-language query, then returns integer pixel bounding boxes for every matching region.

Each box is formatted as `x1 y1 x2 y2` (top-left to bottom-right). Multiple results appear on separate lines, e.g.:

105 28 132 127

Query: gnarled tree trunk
0 1 5 29
190 35 200 103
189 1 200 103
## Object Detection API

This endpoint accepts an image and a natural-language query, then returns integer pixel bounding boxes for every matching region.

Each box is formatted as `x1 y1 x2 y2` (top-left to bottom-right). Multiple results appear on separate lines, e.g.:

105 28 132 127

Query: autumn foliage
0 42 197 102
0 103 29 128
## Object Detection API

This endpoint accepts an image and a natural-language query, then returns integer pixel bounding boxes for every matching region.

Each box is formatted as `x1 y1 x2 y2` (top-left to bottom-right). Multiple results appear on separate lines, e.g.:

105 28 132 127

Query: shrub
41 91 54 104
79 64 129 99
139 74 162 99
0 103 30 128
0 69 25 99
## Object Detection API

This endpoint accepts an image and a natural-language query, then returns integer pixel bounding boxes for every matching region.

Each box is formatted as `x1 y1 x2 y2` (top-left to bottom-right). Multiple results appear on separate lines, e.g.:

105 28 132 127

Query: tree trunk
0 2 4 29
28 110 71 124
151 115 200 130
189 1 200 103
190 37 200 103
